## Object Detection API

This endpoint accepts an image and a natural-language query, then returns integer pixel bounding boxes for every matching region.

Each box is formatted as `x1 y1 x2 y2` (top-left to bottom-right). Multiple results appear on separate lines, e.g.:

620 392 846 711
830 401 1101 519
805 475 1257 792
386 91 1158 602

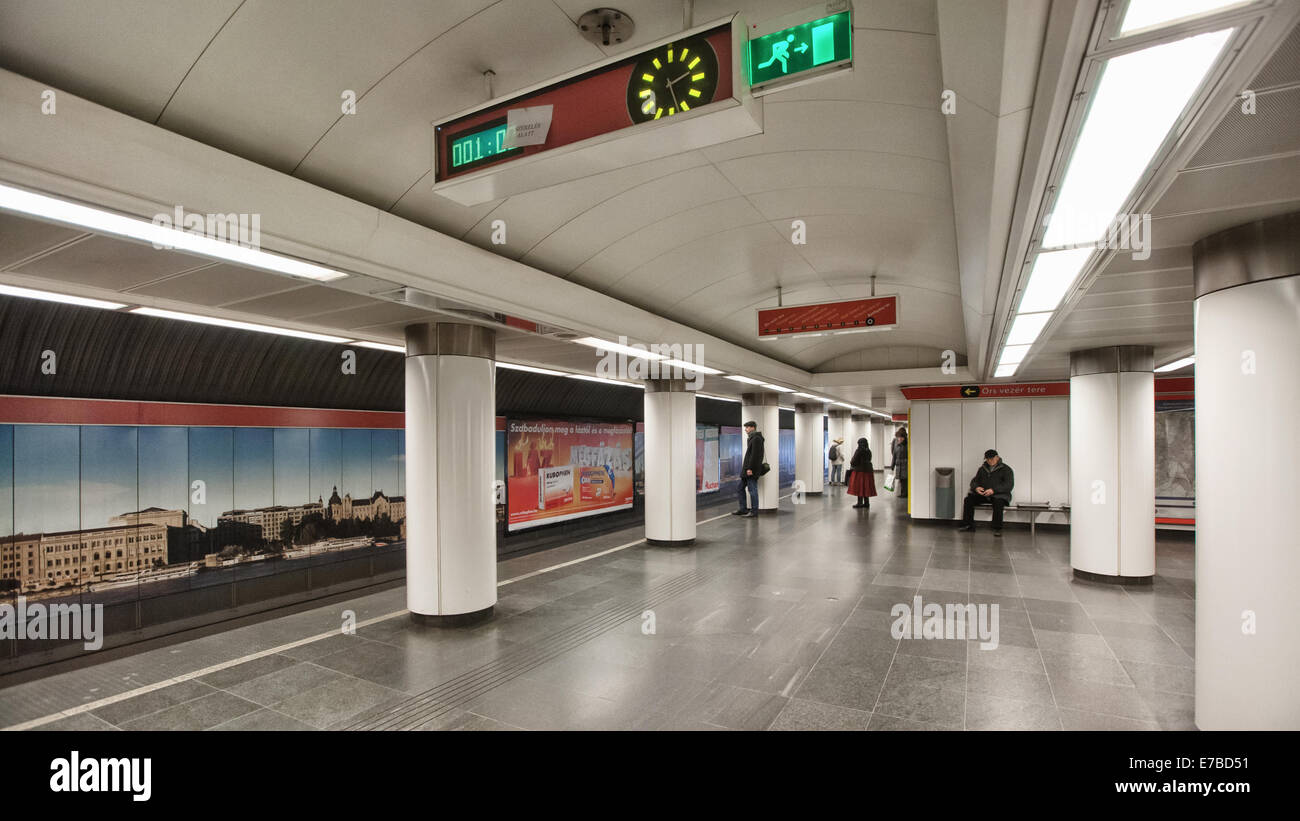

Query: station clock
625 37 719 124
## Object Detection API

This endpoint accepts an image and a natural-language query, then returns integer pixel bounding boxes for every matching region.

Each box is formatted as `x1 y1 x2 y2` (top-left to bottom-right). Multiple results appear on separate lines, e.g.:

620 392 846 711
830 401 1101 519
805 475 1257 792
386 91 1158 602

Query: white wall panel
960 400 996 493
994 400 1032 503
930 402 962 519
1031 398 1070 515
909 402 930 517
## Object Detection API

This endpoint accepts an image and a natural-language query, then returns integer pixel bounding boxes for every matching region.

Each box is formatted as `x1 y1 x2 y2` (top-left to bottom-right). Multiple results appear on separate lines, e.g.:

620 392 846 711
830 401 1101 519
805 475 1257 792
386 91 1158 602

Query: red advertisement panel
506 418 634 531
757 296 898 337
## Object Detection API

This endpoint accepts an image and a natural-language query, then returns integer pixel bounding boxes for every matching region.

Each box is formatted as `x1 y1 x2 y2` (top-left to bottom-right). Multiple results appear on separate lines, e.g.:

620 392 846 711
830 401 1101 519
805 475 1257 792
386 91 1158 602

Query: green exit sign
746 11 853 92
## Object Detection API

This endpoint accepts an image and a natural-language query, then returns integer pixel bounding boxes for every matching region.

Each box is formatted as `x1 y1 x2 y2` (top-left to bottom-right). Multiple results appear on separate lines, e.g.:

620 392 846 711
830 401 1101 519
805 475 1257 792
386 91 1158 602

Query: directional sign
757 295 897 338
746 11 852 91
960 386 981 399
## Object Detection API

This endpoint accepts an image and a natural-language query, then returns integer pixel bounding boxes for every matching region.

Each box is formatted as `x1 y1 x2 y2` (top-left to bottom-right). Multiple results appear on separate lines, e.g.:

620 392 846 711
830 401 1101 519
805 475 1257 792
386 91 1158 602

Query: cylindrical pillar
1068 345 1155 585
741 392 781 511
404 322 497 625
1192 212 1299 730
794 402 827 495
644 378 696 546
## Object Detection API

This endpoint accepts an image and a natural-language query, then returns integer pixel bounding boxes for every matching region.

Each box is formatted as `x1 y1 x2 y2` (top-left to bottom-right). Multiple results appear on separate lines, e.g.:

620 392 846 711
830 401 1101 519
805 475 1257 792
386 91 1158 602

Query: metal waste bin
935 467 955 519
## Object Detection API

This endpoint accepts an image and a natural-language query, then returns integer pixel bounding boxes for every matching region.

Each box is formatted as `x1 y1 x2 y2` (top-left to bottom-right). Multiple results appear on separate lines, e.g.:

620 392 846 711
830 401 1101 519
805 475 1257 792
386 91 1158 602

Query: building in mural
326 487 405 523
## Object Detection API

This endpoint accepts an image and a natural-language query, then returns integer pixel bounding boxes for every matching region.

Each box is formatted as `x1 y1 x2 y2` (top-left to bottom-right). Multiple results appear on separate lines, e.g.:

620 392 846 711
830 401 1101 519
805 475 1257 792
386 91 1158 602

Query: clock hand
666 80 680 109
667 69 691 86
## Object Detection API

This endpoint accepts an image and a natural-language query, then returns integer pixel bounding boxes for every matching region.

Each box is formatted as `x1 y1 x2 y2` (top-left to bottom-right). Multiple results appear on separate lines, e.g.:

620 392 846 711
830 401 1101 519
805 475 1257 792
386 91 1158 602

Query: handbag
759 462 771 476
883 471 896 492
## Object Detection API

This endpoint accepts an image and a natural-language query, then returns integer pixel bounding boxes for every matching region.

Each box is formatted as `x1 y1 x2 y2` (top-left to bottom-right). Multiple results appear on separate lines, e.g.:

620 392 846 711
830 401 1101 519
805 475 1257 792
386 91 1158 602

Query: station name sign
757 295 897 338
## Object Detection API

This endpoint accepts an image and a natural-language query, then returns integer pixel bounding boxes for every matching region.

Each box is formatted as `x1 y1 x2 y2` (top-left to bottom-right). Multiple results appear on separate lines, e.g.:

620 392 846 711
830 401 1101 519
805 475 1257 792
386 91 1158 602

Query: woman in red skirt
847 437 877 509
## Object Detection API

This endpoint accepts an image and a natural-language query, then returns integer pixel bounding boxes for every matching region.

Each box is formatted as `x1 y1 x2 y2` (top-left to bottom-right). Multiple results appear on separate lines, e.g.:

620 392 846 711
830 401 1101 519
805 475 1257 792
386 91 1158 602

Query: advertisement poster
779 428 795 487
507 418 634 531
634 422 644 496
696 425 720 493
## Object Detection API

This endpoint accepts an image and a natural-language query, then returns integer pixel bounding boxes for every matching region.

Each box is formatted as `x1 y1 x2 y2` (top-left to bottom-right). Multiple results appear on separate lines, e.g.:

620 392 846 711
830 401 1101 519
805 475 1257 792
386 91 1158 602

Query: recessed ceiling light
130 307 350 343
1020 248 1093 313
696 393 742 403
1120 0 1248 35
0 183 348 282
725 375 766 385
0 283 126 310
1042 28 1233 249
994 363 1019 378
1006 312 1053 347
760 383 795 392
999 345 1032 366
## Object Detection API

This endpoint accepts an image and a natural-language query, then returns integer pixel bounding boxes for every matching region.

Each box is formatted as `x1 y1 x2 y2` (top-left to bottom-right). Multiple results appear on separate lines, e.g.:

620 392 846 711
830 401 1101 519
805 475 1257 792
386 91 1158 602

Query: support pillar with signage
643 378 697 546
794 402 827 496
1192 212 1299 730
740 392 781 512
827 408 850 485
405 322 497 625
1068 346 1154 586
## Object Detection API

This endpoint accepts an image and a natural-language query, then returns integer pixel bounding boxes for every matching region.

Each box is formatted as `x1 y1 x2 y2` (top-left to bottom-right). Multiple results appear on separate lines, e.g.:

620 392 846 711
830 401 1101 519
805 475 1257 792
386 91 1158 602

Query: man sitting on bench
958 449 1014 537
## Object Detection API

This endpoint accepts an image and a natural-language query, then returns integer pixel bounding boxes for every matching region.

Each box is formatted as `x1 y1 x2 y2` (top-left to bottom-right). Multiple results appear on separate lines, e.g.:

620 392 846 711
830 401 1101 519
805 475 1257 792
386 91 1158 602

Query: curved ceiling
0 0 965 373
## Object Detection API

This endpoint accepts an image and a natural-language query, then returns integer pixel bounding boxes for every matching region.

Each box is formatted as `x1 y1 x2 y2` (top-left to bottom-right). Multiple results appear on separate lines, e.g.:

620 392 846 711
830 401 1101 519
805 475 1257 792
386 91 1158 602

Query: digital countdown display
448 120 521 172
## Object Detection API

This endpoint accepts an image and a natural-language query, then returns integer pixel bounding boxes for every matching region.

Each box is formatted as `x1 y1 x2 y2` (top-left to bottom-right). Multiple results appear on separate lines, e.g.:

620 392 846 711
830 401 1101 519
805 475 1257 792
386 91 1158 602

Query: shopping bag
883 471 896 492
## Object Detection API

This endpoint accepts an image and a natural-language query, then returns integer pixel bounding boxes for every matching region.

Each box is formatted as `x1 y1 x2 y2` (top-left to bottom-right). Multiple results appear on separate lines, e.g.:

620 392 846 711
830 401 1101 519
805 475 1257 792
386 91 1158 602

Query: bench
1005 502 1070 546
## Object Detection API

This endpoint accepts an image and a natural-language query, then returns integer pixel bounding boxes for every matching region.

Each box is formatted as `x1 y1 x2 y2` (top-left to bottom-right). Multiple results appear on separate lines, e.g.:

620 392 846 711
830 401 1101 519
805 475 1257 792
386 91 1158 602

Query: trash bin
935 467 955 519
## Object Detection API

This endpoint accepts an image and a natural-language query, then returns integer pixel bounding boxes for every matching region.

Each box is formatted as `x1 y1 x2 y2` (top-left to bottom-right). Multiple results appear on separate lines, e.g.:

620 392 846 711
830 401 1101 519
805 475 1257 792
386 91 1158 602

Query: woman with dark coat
847 437 877 509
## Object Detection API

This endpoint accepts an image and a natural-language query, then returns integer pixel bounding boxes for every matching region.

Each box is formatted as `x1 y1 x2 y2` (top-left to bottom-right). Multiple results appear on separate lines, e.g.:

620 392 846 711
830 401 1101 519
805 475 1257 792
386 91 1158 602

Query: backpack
829 445 839 461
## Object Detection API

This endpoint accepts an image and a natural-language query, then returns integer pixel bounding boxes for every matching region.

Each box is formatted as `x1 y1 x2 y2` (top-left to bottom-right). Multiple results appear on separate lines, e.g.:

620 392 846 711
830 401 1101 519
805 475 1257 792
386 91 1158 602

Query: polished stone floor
1 488 1197 731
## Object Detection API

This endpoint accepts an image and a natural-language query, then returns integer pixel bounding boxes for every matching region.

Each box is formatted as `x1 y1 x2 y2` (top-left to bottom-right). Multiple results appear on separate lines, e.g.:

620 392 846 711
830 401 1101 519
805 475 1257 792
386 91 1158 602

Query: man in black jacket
958 449 1014 536
732 421 764 518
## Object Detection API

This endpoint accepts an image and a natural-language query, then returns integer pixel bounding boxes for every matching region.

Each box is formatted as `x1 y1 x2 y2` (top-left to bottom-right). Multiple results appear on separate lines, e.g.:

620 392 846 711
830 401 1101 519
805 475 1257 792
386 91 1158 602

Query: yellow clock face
626 37 719 123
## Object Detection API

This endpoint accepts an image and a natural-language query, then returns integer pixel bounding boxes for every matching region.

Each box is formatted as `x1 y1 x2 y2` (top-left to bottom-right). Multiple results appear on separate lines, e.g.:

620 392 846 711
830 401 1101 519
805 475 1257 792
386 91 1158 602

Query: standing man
889 428 908 499
958 449 1014 536
828 437 845 485
732 420 764 518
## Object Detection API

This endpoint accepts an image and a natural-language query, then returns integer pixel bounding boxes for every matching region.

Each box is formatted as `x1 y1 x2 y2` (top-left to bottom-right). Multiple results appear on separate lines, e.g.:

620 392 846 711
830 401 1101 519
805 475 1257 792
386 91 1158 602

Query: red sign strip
758 296 898 337
901 382 1071 400
0 395 404 428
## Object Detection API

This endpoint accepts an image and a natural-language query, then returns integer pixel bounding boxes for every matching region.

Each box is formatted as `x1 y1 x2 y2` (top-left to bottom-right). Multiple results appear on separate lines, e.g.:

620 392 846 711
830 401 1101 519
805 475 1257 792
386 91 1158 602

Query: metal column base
410 605 495 627
1072 568 1153 586
646 537 696 547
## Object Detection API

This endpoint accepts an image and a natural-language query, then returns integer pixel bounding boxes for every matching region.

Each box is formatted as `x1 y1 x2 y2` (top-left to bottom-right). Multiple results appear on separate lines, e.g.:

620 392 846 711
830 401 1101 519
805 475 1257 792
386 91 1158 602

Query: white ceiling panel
0 211 85 267
0 0 242 121
126 263 300 306
157 0 498 173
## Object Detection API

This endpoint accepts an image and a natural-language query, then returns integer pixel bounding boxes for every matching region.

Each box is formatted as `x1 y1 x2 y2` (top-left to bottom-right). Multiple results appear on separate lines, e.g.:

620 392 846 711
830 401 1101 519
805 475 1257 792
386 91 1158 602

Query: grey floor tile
120 691 261 730
1058 707 1161 730
225 662 343 707
965 692 1062 730
1050 679 1158 723
209 708 318 731
90 679 218 727
197 653 300 690
278 677 407 729
1120 659 1195 695
1041 649 1134 687
872 679 964 727
882 653 966 692
793 662 888 711
770 698 872 731
31 711 121 731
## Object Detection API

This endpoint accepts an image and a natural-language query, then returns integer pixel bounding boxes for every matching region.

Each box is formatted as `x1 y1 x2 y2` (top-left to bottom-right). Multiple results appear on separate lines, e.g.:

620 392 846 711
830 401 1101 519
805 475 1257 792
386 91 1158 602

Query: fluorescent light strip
697 393 742 403
1155 355 1195 372
779 406 795 412
0 283 125 310
725 375 766 385
349 340 405 353
0 183 347 282
994 363 1019 378
832 401 854 408
1019 248 1093 314
660 359 723 375
496 362 566 376
496 361 643 388
1121 0 1248 34
130 307 350 343
760 383 795 393
999 345 1032 366
1041 29 1233 249
572 337 667 361
1006 312 1053 347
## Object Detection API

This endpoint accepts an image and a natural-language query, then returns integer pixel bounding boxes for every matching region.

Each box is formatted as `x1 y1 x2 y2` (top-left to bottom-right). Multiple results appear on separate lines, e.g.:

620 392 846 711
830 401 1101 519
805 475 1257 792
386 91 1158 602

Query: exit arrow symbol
795 42 809 54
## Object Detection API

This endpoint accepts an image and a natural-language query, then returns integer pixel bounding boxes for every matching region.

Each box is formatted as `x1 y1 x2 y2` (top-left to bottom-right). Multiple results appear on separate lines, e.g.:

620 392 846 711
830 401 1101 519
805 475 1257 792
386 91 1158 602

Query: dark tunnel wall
0 296 771 427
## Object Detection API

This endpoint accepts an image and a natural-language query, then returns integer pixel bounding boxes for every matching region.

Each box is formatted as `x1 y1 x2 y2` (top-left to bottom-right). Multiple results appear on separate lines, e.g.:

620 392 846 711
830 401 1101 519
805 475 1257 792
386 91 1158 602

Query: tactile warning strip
341 567 716 730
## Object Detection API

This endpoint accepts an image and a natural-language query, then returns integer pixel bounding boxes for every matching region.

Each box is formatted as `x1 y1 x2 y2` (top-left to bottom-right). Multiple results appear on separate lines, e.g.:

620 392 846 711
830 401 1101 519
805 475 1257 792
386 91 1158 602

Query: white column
794 402 826 495
851 413 871 465
404 323 497 625
1193 213 1299 730
644 379 696 545
741 393 781 511
828 409 849 485
1068 346 1154 584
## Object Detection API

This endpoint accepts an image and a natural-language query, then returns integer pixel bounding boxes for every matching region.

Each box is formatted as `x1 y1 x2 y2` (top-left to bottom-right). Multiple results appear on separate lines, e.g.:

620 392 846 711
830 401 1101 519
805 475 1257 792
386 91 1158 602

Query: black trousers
962 493 1006 527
